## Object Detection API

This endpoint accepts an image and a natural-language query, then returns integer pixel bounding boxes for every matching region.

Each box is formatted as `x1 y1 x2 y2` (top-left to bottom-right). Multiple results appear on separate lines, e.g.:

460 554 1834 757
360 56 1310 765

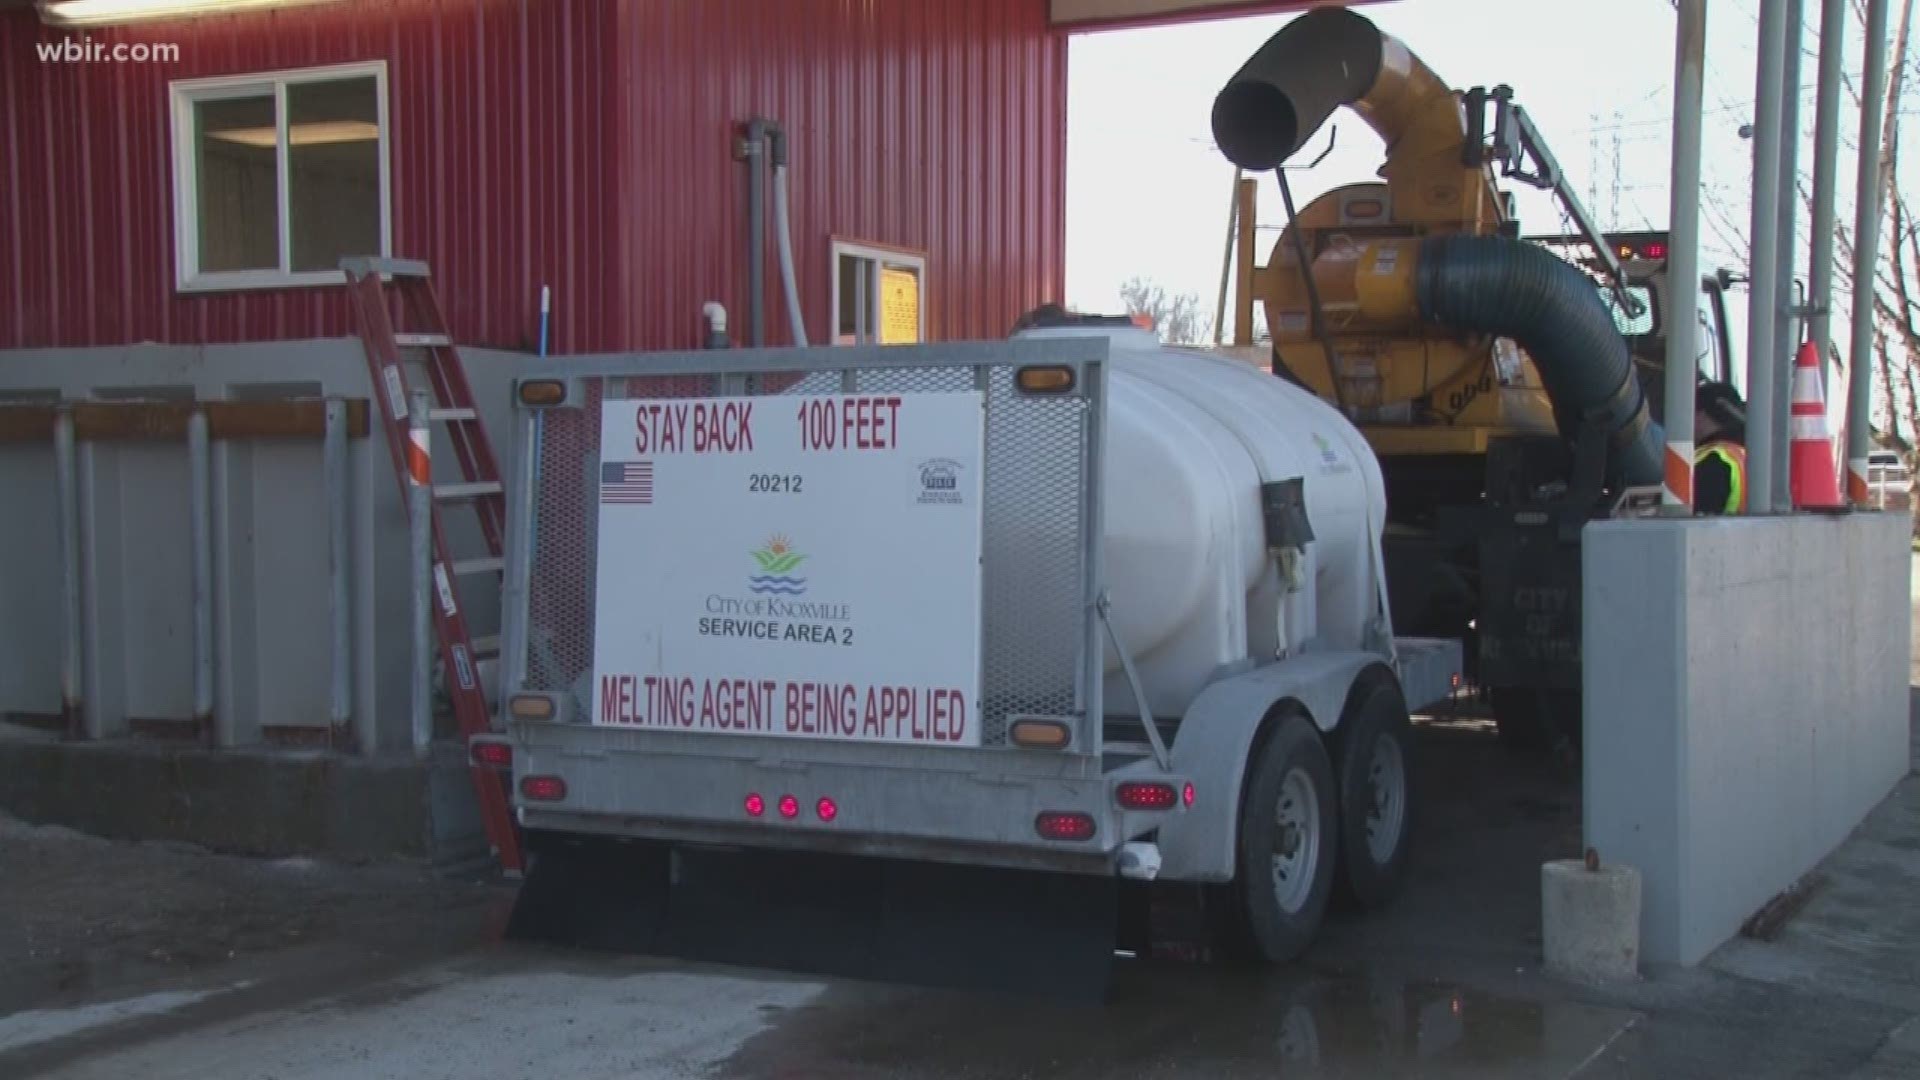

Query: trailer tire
1333 677 1414 909
1211 711 1337 965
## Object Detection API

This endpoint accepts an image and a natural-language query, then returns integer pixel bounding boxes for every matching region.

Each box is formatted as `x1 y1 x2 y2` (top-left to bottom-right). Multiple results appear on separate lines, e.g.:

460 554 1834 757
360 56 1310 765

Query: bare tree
1119 277 1212 345
1708 0 1918 450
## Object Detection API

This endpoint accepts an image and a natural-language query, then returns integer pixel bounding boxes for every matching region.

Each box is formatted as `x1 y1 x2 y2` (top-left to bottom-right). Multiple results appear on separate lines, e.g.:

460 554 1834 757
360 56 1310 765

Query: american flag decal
600 460 655 504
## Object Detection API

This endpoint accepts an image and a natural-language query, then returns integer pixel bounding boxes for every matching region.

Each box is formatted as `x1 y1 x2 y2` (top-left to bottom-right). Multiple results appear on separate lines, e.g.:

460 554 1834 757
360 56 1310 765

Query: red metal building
0 0 1069 352
0 0 1317 353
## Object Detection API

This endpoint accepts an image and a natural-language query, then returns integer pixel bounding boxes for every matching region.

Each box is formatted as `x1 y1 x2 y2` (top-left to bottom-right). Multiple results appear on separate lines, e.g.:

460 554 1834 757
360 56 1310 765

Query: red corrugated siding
614 0 1065 348
0 0 1066 352
0 0 623 351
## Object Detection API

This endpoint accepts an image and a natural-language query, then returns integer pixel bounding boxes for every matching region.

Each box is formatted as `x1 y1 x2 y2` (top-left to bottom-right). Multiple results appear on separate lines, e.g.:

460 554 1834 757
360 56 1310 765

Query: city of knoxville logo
916 457 964 505
748 534 807 596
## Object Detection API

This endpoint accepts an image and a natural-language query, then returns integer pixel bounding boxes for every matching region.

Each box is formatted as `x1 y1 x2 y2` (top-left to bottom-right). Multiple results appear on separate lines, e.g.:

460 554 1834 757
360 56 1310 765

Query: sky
1062 0 1905 344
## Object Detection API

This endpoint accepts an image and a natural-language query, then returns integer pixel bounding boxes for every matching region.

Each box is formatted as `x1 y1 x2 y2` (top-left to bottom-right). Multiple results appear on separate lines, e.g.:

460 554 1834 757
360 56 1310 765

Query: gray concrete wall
0 339 529 754
1584 512 1912 965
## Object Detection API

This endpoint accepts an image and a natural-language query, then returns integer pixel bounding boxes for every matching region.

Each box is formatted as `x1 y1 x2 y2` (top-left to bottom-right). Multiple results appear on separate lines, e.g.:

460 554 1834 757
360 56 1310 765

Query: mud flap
507 833 1117 999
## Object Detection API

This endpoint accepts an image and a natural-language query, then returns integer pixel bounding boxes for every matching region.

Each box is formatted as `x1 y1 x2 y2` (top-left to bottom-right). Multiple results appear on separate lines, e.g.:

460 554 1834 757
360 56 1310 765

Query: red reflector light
745 793 765 817
1643 242 1668 259
778 794 800 819
815 796 838 822
1183 782 1196 807
470 741 512 769
1115 782 1179 810
1035 811 1096 842
519 775 566 801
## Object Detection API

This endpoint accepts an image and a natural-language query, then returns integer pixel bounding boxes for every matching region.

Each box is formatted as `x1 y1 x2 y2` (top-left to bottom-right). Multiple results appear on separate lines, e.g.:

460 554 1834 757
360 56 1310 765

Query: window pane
195 94 279 272
1599 285 1656 338
287 76 380 272
837 254 865 341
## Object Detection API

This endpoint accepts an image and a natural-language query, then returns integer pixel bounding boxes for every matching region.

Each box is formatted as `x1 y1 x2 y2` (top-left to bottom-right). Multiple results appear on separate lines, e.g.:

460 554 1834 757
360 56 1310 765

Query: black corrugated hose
1415 234 1665 488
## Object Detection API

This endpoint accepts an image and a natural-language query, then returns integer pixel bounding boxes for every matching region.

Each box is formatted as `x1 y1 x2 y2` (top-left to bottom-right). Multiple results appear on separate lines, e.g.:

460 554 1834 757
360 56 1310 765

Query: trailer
479 333 1461 994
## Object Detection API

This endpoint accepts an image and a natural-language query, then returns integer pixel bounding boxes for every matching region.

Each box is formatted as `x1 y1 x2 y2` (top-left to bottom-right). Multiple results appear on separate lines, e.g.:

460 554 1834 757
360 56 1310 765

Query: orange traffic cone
1789 341 1844 508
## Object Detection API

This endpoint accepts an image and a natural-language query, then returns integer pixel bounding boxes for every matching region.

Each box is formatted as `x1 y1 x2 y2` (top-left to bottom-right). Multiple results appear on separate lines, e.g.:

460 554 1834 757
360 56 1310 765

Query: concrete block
0 736 487 863
0 340 534 753
1542 858 1641 982
1584 513 1911 965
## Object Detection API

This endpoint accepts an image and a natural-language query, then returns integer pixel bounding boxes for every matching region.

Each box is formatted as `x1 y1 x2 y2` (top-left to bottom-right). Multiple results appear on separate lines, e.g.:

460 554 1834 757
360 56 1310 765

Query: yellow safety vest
1695 441 1747 514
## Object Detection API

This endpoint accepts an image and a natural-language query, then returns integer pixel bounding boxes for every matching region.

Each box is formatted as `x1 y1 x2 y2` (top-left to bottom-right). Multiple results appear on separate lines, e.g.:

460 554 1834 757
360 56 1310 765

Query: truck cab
1531 229 1743 425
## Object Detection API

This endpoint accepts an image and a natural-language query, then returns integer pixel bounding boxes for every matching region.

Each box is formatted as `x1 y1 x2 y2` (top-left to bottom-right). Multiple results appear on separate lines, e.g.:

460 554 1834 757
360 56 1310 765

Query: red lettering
947 691 965 741
699 680 717 729
736 402 754 450
785 682 801 733
883 396 901 449
860 687 880 737
863 688 880 736
600 676 619 724
909 687 927 741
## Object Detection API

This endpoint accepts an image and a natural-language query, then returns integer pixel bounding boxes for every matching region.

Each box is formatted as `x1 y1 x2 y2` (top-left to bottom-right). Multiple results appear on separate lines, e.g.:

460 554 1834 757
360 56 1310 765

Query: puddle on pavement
720 962 1636 1079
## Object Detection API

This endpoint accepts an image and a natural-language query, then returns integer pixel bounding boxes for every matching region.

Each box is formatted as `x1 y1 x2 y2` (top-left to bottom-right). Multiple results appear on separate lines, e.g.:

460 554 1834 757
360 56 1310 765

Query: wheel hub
1363 733 1407 865
1268 767 1322 915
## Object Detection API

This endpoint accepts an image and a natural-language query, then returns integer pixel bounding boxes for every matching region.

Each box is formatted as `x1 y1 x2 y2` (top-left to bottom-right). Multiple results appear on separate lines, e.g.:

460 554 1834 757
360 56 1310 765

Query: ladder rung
471 634 501 658
451 556 505 577
1103 740 1155 756
340 256 431 279
435 481 503 501
394 332 452 348
428 407 477 422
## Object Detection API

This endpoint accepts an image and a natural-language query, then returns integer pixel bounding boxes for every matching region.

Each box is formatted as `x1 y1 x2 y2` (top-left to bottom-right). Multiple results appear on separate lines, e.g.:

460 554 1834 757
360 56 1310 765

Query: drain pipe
741 118 771 347
770 125 809 347
703 301 730 349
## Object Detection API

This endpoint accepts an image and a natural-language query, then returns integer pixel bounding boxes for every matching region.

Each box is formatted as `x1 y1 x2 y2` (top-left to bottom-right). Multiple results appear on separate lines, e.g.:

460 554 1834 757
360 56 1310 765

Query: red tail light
519 775 566 801
1183 782 1196 807
470 741 512 769
815 796 838 823
1035 811 1096 842
744 793 765 817
778 794 800 819
1115 781 1178 810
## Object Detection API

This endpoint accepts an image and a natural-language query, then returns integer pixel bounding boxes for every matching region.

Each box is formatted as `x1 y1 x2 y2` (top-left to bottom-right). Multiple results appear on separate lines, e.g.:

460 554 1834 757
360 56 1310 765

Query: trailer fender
1157 649 1391 882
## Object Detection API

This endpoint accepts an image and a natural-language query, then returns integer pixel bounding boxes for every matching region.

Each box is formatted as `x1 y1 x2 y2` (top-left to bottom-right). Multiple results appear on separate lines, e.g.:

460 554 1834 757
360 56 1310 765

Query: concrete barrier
0 339 528 754
1583 512 1911 965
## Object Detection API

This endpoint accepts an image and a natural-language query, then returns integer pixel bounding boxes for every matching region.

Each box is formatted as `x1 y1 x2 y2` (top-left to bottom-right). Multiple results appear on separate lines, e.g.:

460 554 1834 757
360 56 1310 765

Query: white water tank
1014 326 1389 720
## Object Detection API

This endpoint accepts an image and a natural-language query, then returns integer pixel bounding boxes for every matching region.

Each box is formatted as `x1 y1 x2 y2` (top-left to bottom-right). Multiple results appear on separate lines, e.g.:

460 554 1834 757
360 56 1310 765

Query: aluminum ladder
341 256 523 872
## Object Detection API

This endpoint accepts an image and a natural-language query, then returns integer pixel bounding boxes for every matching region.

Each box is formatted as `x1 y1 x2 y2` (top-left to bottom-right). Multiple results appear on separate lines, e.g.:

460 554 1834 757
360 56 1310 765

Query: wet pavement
2 711 1916 1079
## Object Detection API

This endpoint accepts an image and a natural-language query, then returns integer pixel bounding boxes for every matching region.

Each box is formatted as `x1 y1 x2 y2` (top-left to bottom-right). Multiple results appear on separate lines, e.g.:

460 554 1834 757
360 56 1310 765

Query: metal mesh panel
978 367 1088 744
524 377 602 715
519 360 1092 747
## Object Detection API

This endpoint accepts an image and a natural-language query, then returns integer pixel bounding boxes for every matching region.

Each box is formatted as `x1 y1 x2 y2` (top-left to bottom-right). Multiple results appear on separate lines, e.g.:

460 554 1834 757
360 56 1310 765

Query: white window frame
169 60 391 293
829 239 927 345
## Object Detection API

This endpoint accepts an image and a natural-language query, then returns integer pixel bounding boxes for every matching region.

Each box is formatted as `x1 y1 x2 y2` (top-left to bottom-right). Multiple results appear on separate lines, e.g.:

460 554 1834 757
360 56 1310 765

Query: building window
170 61 390 292
830 240 926 345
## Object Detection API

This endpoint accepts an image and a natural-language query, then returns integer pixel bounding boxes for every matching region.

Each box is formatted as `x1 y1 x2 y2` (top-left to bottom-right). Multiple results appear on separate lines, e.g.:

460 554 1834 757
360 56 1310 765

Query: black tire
1333 677 1415 909
1490 686 1580 755
1211 711 1338 965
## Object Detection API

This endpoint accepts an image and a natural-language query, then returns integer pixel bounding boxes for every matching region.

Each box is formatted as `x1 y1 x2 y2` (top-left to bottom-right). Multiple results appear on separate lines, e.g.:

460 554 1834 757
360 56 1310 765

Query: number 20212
749 474 802 494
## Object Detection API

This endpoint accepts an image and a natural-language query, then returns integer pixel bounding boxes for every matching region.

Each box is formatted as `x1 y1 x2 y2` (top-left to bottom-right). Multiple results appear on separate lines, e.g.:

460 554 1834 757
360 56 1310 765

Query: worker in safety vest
1694 380 1748 515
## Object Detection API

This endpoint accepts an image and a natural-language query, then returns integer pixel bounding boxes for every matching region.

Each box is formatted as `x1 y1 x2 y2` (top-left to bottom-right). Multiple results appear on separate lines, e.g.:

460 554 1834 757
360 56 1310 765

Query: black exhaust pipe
1416 234 1665 488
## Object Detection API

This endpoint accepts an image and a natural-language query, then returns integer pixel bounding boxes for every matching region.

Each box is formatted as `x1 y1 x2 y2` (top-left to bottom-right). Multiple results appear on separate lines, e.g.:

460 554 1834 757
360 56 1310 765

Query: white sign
590 391 986 746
